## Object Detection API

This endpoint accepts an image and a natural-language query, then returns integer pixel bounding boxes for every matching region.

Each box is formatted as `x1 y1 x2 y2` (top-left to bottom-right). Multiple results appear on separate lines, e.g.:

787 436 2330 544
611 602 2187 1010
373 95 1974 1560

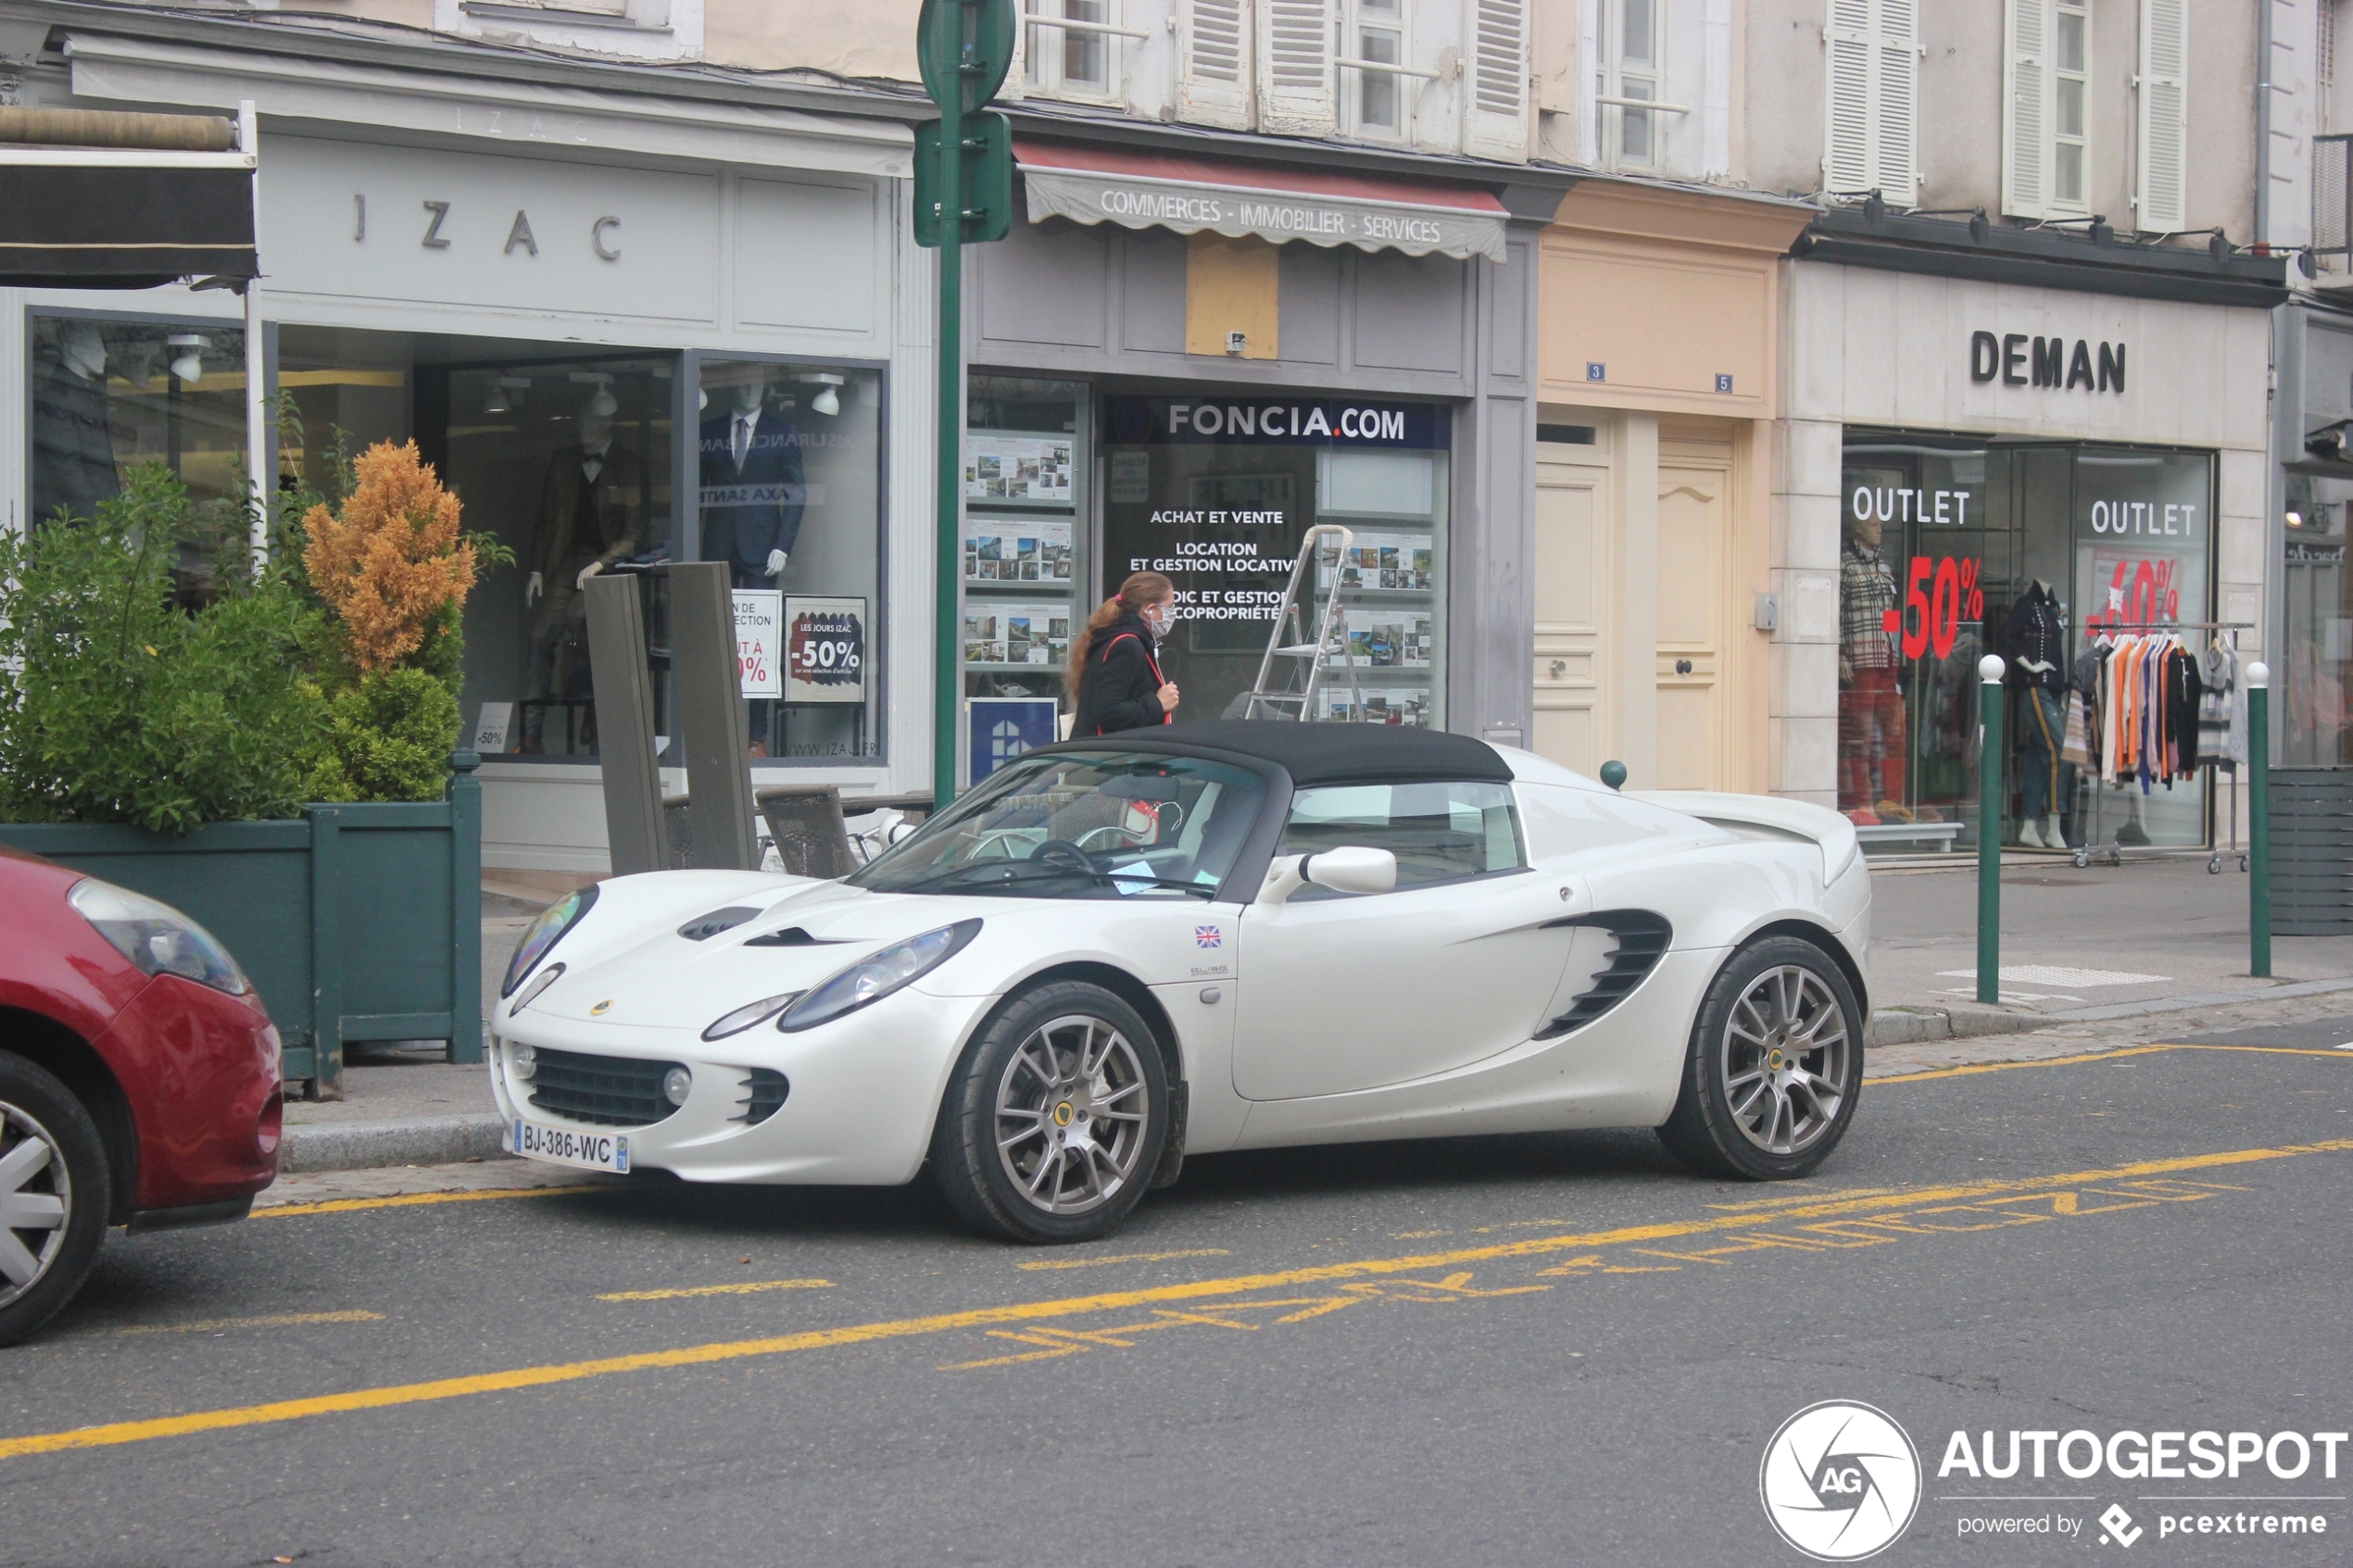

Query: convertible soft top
1042 720 1513 787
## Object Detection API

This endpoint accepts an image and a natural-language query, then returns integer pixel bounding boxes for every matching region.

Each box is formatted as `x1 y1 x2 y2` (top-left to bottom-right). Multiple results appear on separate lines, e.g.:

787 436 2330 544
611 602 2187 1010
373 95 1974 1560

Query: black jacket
697 408 807 571
2003 581 2069 690
1074 612 1170 736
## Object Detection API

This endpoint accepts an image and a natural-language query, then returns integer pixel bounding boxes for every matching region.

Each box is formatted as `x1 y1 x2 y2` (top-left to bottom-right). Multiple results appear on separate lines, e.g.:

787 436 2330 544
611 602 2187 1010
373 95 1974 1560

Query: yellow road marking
6 1137 2345 1463
1872 1041 2353 1085
1015 1248 1231 1272
598 1280 834 1302
255 1187 581 1220
113 1311 384 1337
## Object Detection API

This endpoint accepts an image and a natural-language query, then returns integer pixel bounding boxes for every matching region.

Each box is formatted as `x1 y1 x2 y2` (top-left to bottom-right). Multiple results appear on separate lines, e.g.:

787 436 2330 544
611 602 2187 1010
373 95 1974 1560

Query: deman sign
1970 330 2126 393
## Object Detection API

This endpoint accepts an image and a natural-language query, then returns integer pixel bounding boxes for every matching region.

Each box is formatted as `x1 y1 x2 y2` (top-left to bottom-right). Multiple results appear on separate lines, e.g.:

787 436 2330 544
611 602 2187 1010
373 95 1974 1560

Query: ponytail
1065 571 1173 702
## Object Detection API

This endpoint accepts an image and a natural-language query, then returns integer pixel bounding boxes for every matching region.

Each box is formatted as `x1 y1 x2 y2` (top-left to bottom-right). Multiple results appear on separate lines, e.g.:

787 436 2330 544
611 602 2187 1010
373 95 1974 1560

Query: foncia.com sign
1760 1401 2346 1559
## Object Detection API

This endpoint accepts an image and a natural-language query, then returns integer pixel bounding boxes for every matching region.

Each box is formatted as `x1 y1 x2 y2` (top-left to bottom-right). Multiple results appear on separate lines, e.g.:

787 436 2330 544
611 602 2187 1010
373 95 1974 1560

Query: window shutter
2136 0 2189 231
1825 0 1915 201
1179 0 1255 129
1463 0 1531 162
2003 0 2052 218
1258 0 1336 138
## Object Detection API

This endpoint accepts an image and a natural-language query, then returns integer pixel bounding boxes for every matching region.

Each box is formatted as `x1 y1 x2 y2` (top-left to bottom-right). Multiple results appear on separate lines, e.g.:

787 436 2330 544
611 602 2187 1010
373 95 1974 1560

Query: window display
1837 435 2215 855
698 359 883 761
2279 464 2353 765
963 379 1088 751
28 312 248 529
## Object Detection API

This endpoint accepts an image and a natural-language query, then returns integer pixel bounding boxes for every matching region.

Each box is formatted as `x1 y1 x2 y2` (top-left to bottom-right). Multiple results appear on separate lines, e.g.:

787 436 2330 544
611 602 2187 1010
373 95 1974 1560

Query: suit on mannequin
698 382 805 588
524 393 648 710
31 321 120 526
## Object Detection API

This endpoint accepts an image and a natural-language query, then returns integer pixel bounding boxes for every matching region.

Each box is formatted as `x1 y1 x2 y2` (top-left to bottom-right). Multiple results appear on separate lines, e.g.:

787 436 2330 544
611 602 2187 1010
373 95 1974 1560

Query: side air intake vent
1535 911 1673 1039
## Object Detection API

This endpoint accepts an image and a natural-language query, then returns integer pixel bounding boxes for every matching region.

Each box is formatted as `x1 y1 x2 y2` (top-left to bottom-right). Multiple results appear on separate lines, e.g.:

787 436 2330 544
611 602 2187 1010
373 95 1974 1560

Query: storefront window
1838 435 2214 855
2282 464 2353 765
29 311 248 529
698 358 884 762
962 377 1086 783
1100 394 1450 728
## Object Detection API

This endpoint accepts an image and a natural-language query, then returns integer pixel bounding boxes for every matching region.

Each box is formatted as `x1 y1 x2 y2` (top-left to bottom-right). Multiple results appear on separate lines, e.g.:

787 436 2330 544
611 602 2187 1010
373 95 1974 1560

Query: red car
0 846 282 1345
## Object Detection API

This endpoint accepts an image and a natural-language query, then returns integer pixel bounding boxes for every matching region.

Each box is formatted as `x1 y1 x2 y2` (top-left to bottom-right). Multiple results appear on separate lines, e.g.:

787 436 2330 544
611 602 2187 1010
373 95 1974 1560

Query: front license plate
509 1117 631 1173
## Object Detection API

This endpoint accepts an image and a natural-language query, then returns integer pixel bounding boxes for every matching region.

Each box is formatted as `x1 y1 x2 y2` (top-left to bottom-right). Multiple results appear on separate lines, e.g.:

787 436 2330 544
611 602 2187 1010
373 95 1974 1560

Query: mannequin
30 320 120 526
523 389 649 734
698 378 804 588
1837 508 1906 825
2004 578 2070 849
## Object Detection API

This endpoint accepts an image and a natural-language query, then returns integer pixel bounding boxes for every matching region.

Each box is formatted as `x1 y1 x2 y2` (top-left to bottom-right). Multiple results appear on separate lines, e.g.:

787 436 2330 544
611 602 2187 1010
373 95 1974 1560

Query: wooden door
1654 435 1732 790
1532 450 1608 773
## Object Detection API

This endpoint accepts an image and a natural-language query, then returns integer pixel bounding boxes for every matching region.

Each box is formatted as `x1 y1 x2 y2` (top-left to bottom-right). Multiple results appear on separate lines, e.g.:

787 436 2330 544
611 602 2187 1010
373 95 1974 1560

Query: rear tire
932 983 1168 1245
0 1050 111 1348
1657 937 1862 1182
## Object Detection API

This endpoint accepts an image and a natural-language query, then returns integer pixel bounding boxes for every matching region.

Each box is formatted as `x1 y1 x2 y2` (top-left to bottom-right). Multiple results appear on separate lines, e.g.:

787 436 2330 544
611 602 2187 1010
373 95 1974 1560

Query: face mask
1143 603 1176 637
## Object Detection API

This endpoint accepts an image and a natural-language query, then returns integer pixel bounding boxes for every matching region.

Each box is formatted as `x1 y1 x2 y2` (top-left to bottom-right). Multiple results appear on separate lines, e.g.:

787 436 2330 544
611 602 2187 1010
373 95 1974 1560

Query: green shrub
0 465 321 833
304 667 461 804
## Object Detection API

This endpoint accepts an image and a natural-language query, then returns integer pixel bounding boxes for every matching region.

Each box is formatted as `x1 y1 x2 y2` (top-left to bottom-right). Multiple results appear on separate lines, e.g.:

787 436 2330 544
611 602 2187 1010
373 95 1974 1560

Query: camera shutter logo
1758 1400 1921 1562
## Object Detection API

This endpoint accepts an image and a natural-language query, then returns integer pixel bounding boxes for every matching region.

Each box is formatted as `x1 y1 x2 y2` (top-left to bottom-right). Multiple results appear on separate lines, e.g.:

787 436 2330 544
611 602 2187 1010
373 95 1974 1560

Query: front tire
932 983 1168 1244
0 1051 111 1348
1657 937 1862 1182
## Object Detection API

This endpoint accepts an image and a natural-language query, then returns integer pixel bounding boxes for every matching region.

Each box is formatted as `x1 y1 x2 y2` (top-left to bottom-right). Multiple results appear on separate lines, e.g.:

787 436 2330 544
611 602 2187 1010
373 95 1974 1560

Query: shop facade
955 128 1571 778
1529 179 1813 794
1778 219 2284 857
2272 297 2353 770
0 25 925 871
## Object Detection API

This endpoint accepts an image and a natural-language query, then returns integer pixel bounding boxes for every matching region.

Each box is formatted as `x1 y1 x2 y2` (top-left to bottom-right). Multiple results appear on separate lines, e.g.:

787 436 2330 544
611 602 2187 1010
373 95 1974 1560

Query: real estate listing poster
963 518 1076 584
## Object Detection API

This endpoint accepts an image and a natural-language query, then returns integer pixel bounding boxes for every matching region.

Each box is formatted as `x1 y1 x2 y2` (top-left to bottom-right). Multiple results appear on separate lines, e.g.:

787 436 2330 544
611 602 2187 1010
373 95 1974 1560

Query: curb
282 1113 510 1173
1866 973 2353 1049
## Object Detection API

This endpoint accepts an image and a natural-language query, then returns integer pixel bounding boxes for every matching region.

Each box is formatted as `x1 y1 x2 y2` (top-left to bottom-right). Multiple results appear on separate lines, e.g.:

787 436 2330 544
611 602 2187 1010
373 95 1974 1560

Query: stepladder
1242 524 1364 721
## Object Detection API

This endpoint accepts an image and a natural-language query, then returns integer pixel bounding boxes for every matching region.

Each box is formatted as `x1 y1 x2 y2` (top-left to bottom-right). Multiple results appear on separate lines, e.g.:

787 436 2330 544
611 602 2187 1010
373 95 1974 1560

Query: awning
1014 139 1510 263
0 107 257 289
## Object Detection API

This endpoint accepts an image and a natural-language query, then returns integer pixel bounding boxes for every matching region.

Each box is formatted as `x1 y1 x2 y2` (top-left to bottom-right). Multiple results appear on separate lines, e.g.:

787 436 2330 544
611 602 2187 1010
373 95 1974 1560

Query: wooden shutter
1824 0 1917 203
2136 0 2189 231
2004 0 2052 217
1179 0 1255 129
1463 0 1531 162
1258 0 1336 138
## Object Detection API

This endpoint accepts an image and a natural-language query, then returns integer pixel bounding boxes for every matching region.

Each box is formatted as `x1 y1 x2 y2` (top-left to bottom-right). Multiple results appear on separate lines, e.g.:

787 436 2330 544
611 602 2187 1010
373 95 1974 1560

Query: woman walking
1069 571 1181 736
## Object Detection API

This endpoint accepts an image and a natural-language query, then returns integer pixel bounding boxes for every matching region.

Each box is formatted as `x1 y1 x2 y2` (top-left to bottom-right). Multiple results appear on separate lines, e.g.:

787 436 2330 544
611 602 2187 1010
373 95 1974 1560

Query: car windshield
849 751 1267 900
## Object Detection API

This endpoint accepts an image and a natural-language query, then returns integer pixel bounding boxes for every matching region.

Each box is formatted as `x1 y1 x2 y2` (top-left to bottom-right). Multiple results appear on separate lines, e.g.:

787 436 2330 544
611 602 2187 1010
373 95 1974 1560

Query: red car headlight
69 879 252 996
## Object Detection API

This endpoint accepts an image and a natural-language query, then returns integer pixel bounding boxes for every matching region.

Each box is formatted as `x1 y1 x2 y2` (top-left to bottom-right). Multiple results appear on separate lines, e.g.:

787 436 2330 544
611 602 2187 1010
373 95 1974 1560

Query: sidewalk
279 859 2353 1175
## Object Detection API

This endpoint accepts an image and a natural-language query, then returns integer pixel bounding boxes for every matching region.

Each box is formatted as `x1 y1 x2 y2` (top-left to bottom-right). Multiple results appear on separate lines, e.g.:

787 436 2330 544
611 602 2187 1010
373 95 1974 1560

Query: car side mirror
1258 846 1398 904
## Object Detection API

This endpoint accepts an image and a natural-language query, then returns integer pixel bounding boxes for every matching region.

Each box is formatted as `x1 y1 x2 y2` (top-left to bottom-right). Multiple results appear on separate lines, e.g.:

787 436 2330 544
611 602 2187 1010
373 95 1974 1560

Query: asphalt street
5 1028 2351 1567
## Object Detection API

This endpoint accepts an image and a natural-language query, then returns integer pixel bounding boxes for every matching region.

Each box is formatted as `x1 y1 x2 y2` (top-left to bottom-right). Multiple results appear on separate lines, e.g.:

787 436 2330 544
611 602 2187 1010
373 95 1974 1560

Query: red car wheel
0 1051 111 1348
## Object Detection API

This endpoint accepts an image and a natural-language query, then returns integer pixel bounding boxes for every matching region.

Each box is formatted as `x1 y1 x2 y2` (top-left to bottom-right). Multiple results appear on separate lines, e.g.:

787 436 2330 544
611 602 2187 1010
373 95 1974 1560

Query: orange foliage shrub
302 442 477 672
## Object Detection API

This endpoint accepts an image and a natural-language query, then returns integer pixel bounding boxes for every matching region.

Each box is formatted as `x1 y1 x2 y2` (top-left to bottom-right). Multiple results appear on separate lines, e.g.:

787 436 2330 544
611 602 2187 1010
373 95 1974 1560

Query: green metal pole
931 30 964 812
1977 655 2006 1007
2248 661 2271 978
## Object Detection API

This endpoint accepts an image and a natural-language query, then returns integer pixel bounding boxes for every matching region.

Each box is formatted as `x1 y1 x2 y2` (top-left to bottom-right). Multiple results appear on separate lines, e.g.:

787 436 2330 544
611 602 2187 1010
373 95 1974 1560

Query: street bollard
1977 655 2006 1007
2247 661 2271 979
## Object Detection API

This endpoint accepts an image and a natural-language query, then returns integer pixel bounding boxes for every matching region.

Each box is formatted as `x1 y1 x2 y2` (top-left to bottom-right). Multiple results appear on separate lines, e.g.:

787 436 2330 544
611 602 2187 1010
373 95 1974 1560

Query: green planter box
0 755 484 1097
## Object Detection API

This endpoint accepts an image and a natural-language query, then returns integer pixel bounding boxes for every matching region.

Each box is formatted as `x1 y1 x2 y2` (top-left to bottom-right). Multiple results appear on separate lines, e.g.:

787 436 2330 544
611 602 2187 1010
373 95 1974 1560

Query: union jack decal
1194 925 1224 949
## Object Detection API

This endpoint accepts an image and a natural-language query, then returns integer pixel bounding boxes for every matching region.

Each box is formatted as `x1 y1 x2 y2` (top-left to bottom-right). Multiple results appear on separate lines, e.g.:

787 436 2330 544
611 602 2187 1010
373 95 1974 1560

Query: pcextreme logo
1759 1400 1924 1562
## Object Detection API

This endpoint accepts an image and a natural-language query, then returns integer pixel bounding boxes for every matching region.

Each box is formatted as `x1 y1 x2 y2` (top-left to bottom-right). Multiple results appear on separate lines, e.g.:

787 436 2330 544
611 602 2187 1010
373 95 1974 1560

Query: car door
1230 780 1579 1101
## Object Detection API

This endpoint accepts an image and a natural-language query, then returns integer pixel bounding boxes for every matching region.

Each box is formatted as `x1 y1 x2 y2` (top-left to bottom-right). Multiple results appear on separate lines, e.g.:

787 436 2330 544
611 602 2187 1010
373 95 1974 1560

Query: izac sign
1969 330 2126 394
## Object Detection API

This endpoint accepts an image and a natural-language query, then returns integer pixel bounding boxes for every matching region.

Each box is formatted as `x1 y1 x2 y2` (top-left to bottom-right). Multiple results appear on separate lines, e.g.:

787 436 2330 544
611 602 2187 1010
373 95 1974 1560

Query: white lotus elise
490 721 1871 1243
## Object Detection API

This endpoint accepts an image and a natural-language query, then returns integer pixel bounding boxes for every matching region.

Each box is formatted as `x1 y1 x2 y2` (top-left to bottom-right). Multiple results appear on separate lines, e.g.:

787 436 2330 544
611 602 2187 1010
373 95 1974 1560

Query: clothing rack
2066 622 2252 871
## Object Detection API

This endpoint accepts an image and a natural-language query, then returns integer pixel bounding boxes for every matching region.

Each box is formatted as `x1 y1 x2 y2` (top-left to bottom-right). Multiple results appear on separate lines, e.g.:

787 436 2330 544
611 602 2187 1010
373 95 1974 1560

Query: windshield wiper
1097 869 1219 899
894 859 1216 899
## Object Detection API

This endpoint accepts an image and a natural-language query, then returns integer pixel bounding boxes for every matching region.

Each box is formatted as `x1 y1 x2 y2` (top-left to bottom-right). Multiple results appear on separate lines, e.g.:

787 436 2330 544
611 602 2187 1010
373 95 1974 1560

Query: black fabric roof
1043 721 1511 786
0 166 256 289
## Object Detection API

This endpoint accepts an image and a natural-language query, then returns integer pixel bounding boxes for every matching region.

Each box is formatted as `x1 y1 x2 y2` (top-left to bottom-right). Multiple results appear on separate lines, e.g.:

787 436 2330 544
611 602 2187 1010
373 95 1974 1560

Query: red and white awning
1013 139 1509 263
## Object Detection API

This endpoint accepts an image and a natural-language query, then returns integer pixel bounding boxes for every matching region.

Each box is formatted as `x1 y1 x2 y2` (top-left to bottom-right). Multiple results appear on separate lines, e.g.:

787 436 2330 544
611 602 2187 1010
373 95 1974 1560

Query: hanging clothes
2198 640 2243 767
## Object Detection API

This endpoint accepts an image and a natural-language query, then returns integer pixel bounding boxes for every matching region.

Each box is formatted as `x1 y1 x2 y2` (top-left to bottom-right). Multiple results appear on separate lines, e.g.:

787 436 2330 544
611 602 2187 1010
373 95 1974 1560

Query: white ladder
1242 524 1364 721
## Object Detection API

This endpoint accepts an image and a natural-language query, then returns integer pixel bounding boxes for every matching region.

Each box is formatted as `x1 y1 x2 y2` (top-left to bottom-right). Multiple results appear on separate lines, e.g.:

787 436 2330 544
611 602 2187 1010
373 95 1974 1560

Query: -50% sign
1878 556 1983 660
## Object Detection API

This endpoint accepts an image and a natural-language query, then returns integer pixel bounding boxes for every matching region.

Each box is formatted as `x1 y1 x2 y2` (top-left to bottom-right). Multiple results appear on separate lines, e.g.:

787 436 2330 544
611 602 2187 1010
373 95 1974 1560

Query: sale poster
783 596 866 704
732 590 784 699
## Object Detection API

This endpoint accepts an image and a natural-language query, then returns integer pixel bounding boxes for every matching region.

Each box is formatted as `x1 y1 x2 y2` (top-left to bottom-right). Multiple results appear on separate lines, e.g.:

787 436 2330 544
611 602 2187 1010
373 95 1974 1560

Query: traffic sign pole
932 44 963 810
1976 655 2006 1007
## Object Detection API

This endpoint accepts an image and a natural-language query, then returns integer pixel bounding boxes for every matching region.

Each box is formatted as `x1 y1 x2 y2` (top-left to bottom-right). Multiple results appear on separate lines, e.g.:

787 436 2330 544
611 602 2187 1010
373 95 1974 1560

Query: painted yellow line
254 1186 581 1220
1016 1248 1232 1272
114 1311 384 1338
6 1137 2347 1463
1873 1041 2353 1085
598 1279 835 1302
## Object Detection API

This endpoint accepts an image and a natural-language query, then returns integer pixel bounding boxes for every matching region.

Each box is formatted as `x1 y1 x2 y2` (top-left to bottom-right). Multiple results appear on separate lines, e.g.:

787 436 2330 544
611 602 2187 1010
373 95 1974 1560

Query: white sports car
490 722 1871 1243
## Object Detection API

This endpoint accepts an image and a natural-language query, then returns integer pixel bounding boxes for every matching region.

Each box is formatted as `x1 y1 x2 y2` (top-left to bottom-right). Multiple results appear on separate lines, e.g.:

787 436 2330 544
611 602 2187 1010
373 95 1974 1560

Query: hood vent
744 925 847 947
679 907 761 941
1535 910 1672 1039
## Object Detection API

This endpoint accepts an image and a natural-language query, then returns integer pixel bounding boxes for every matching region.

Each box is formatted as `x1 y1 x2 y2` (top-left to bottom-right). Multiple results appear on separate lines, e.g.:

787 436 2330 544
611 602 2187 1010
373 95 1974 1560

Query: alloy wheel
0 1099 71 1310
993 1014 1151 1215
1719 965 1851 1156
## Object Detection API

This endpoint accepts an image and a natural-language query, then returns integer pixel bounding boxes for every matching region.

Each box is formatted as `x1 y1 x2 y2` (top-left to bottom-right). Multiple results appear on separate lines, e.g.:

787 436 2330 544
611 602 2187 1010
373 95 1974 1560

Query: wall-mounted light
798 372 846 417
166 333 207 384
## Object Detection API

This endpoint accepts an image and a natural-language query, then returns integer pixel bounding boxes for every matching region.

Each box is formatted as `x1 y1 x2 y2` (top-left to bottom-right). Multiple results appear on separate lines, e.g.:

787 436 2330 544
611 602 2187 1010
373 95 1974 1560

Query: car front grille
528 1047 686 1127
736 1069 790 1125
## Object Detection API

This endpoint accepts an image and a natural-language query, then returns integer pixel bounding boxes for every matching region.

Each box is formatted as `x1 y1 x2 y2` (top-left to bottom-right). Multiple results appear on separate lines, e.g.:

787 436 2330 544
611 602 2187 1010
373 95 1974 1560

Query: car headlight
510 1041 538 1081
69 879 251 996
508 963 565 1017
702 991 804 1041
503 885 598 997
777 920 982 1034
